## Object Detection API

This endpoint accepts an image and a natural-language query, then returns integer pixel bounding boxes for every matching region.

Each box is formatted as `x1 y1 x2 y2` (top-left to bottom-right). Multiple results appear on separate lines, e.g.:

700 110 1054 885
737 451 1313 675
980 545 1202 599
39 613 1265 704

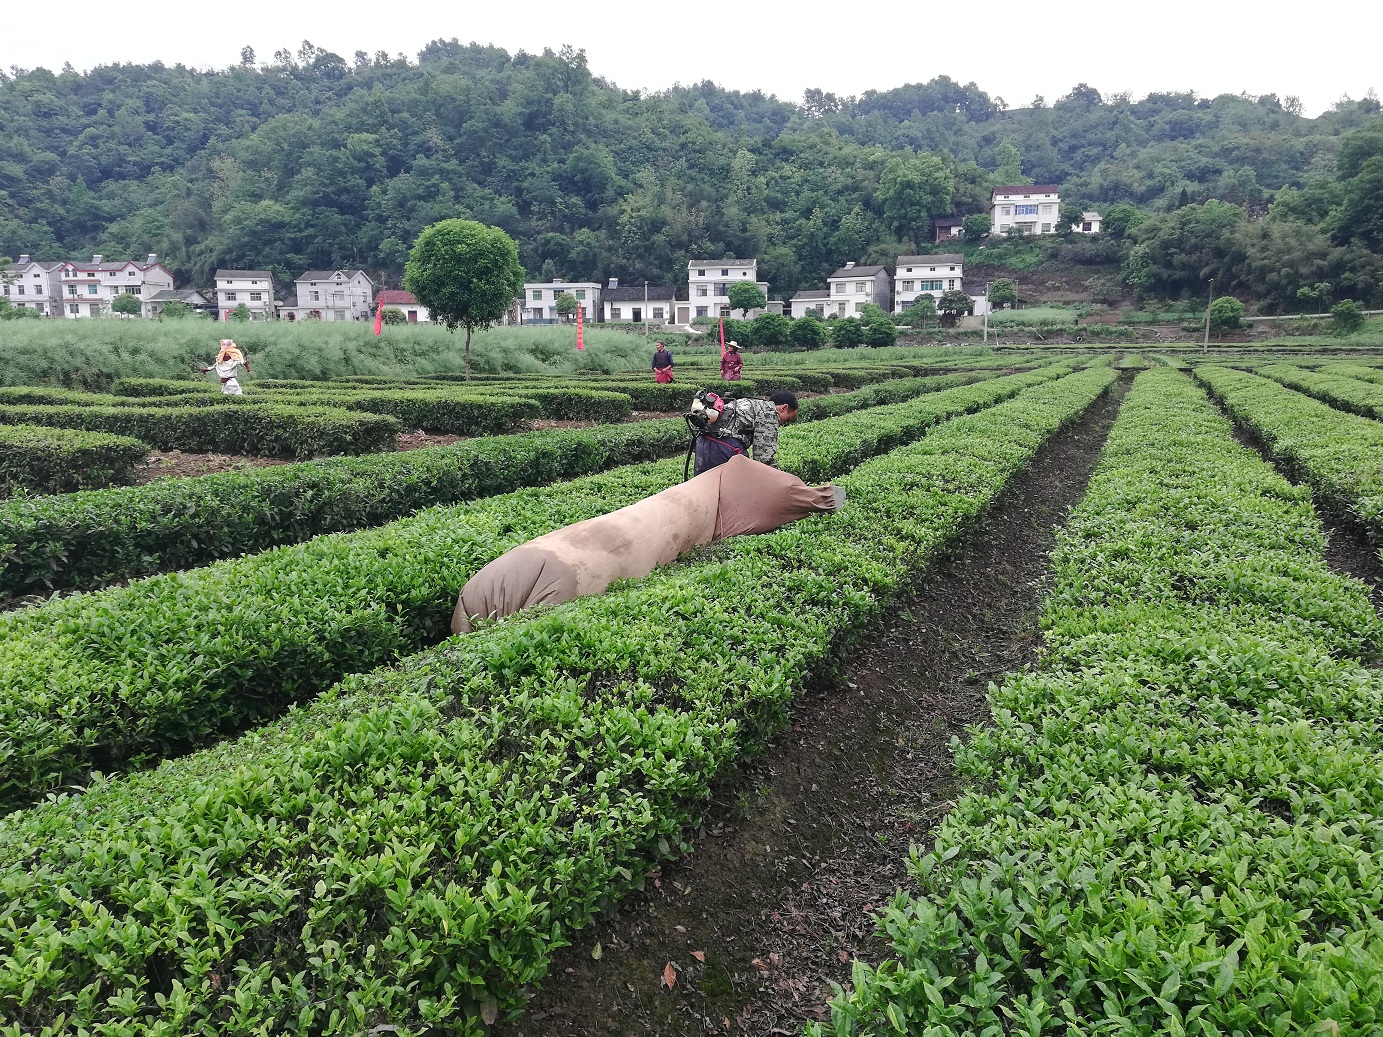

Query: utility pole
983 281 991 345
1203 278 1214 352
643 280 649 341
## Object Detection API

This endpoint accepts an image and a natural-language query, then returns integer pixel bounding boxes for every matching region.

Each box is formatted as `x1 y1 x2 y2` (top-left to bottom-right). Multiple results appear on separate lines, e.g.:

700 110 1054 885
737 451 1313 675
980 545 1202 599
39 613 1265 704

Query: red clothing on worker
721 349 743 381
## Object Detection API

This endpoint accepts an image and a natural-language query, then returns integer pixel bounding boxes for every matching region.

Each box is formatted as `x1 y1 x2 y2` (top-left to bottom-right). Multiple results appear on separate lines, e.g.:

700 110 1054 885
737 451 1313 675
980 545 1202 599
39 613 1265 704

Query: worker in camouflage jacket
693 390 799 475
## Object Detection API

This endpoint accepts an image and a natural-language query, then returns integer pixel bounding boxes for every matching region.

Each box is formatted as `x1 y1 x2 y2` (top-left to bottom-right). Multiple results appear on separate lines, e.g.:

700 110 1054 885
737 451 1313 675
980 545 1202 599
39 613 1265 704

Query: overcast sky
3 0 1377 119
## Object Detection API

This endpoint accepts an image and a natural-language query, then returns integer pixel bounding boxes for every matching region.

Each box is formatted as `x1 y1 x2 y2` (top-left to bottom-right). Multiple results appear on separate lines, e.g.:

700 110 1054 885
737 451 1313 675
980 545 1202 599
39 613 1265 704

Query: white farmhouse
825 262 892 317
990 185 1062 236
602 279 677 325
895 254 964 310
376 289 431 323
215 270 276 320
522 279 600 322
2 255 65 316
1073 211 1102 234
684 259 770 322
58 254 175 319
789 289 831 319
287 269 375 322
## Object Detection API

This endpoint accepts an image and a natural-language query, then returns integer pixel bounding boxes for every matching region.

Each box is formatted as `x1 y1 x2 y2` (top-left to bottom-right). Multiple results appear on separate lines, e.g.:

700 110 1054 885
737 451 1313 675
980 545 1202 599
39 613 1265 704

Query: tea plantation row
0 364 1077 811
819 369 1383 1034
0 368 1116 1034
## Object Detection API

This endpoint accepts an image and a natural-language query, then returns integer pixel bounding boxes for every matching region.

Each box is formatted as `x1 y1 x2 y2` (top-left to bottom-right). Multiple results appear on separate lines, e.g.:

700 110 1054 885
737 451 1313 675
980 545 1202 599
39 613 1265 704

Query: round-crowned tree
864 315 898 347
727 281 768 319
554 292 579 321
381 307 408 325
750 311 792 349
111 294 141 317
1208 296 1245 332
405 219 525 379
989 278 1017 309
830 316 864 347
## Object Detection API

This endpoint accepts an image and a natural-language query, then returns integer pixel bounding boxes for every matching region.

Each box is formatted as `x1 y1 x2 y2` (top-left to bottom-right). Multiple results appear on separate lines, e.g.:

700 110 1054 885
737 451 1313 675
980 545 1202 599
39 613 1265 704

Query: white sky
2 0 1378 119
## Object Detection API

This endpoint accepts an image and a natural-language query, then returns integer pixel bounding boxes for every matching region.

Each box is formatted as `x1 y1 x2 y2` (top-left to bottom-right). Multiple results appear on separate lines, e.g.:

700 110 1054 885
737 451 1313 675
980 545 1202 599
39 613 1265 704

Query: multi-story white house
895 254 964 310
825 262 892 317
286 269 374 322
2 255 65 316
684 259 770 323
990 186 1062 236
215 270 276 320
58 254 175 319
522 279 600 322
602 279 677 325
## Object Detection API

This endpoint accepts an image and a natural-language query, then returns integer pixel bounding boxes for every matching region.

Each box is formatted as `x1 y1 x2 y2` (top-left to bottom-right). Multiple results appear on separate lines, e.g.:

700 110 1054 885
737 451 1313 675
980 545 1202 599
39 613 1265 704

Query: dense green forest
3 41 1382 308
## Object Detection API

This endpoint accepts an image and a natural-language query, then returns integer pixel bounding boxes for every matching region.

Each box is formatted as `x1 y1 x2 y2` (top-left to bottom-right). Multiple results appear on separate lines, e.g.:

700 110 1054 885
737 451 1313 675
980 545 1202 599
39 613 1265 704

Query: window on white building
652 307 664 318
575 289 585 299
920 280 943 291
720 269 728 276
16 285 23 295
1016 205 1038 216
309 291 319 302
696 306 708 317
714 285 727 296
250 292 263 302
1041 223 1052 233
69 303 80 314
531 290 542 300
226 292 237 301
947 279 956 290
87 285 98 295
696 269 705 277
855 282 866 292
834 283 845 294
696 286 708 297
610 307 621 319
900 280 914 291
68 286 77 296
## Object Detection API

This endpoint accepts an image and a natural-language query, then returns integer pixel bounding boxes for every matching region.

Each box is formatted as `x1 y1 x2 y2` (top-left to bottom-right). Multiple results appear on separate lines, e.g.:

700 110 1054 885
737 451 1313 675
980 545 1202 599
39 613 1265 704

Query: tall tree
404 219 525 379
878 154 953 238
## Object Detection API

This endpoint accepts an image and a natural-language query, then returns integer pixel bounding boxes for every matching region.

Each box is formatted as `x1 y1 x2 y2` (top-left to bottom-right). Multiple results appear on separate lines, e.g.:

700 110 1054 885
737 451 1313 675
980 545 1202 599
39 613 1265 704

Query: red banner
718 315 725 355
576 303 585 350
373 297 384 335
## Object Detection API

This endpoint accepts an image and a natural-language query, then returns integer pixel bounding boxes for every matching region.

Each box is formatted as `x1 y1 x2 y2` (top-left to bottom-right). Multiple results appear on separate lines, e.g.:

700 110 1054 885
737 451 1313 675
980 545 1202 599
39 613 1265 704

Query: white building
895 254 964 310
789 289 830 319
602 279 677 325
285 269 374 322
214 270 276 320
684 259 770 323
990 185 1062 236
376 289 431 323
522 279 600 322
825 262 892 317
58 254 175 319
2 255 64 316
1073 211 1102 234
146 288 213 317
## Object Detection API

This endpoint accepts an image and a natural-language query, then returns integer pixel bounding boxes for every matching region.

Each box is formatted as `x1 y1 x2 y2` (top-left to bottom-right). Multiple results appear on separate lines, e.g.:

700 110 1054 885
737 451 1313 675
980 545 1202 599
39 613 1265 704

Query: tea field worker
651 341 675 383
692 389 799 475
720 339 743 381
202 339 250 395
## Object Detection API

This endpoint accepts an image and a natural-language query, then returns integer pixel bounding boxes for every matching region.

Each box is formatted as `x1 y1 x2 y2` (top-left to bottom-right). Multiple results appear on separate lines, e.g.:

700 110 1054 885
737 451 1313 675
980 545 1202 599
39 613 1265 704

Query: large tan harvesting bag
451 455 841 633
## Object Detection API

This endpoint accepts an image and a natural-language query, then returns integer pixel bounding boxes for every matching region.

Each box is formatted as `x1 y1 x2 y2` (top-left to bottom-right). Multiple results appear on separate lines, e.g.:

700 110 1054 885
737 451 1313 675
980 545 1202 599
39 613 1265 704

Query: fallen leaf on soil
751 958 770 970
838 950 851 963
691 950 706 962
662 962 677 989
674 925 686 933
591 941 602 960
769 952 781 966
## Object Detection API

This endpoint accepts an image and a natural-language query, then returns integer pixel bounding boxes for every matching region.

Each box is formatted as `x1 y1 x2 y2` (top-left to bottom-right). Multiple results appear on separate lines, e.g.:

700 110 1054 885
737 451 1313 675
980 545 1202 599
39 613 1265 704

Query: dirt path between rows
501 376 1129 1037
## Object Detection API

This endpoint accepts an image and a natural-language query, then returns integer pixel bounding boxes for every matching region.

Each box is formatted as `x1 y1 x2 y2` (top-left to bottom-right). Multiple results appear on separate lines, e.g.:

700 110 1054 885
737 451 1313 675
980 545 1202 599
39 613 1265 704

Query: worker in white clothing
202 339 250 395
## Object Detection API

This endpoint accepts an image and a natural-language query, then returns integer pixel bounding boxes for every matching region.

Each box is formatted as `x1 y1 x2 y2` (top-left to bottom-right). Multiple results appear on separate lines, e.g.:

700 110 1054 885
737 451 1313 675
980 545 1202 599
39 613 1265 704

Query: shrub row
1196 365 1383 538
247 390 542 435
820 369 1383 1035
0 368 1116 1034
0 364 1065 811
0 402 399 459
0 368 1011 599
0 425 149 495
1255 362 1383 420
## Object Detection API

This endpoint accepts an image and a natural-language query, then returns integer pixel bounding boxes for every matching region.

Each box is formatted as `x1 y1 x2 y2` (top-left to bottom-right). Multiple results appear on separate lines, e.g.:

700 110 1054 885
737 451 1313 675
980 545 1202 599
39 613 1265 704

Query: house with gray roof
825 262 893 316
215 269 276 320
286 269 375 321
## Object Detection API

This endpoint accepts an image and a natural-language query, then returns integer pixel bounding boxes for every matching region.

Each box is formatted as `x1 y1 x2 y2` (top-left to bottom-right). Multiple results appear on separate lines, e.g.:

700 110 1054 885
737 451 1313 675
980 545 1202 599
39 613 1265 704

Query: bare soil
501 376 1129 1037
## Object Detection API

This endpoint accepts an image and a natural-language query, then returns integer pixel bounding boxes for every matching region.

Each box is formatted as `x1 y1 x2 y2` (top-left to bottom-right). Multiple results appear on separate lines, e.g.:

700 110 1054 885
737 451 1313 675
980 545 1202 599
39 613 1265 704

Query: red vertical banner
718 315 725 355
576 302 585 350
373 297 384 335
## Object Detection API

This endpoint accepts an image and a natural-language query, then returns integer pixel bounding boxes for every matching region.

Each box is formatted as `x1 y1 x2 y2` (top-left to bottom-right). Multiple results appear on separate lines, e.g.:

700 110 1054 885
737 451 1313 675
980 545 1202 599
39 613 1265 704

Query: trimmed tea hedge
1256 362 1383 421
250 390 541 435
0 369 1115 1034
0 420 682 598
1196 365 1383 539
821 369 1383 1036
0 402 399 459
109 378 222 397
0 425 149 495
0 365 1064 810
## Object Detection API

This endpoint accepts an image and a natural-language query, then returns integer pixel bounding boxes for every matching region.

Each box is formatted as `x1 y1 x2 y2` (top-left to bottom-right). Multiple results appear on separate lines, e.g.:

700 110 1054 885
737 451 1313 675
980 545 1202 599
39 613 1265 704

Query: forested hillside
3 40 1382 305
